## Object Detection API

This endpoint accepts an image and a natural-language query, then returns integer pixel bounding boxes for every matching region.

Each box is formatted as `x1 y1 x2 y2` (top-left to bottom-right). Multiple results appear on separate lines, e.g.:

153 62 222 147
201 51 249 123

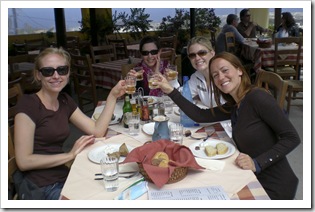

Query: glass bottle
123 95 132 128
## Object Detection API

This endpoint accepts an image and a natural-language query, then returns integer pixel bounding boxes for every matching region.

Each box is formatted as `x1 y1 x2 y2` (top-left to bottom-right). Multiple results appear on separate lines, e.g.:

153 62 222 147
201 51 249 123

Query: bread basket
138 163 188 184
256 38 272 48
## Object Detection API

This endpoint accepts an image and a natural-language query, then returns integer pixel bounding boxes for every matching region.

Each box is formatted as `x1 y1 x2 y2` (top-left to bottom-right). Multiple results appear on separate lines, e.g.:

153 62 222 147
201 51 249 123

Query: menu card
148 186 230 200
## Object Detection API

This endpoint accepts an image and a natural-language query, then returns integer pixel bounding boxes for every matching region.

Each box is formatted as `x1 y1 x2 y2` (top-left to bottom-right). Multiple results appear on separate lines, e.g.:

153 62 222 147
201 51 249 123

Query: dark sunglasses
141 49 159 56
246 14 251 17
39 65 69 77
188 50 209 59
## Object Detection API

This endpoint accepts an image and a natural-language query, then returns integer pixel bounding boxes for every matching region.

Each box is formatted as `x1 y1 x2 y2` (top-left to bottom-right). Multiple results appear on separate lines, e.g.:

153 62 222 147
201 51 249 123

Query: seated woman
155 52 300 200
128 36 179 97
275 12 300 38
14 47 126 200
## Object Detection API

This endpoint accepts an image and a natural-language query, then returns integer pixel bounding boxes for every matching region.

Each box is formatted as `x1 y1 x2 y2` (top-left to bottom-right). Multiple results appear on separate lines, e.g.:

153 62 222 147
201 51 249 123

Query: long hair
33 47 71 84
281 12 296 28
209 52 253 112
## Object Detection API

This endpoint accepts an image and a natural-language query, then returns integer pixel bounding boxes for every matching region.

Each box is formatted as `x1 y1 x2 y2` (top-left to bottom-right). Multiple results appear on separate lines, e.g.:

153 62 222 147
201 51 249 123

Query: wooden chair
255 70 289 110
107 38 129 59
71 53 98 112
25 38 47 52
8 82 24 140
12 42 27 55
158 35 177 50
121 63 137 79
160 48 176 65
8 124 19 199
90 44 117 63
224 32 236 54
265 37 302 80
285 79 303 114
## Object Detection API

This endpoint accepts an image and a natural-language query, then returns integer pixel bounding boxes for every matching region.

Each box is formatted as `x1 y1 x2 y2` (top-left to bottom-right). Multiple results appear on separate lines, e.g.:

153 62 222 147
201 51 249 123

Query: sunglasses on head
188 50 209 59
141 49 159 56
39 65 69 77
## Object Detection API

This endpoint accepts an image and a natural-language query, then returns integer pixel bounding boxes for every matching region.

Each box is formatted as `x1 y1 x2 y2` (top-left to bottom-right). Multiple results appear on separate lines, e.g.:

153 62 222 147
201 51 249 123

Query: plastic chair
255 69 289 110
71 53 98 112
265 37 302 80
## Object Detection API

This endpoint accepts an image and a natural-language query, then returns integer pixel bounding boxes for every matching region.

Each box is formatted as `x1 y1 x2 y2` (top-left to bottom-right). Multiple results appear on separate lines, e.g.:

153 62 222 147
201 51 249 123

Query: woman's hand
69 135 95 159
154 73 174 94
110 80 126 98
154 54 161 73
235 152 256 172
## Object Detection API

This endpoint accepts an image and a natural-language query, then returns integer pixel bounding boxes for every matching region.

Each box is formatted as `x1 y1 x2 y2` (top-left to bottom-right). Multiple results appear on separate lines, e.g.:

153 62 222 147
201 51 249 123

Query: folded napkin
122 139 204 188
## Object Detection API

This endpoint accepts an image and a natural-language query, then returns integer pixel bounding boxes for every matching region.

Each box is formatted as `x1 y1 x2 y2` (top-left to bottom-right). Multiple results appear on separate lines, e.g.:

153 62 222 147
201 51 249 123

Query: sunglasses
39 65 69 77
246 14 251 17
141 49 159 56
188 50 209 59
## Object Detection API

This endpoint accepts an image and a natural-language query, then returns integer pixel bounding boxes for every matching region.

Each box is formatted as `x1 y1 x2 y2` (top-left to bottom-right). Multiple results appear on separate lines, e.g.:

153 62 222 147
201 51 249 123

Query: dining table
92 58 142 89
241 38 303 77
60 98 270 202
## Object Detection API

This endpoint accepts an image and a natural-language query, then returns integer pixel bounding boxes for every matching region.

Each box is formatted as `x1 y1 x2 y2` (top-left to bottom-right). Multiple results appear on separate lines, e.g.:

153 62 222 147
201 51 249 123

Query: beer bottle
123 95 132 128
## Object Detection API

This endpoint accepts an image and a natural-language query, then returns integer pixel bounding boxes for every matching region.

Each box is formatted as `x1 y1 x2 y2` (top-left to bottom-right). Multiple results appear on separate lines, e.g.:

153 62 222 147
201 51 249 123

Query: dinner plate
88 144 134 164
142 96 159 105
142 121 175 135
189 139 236 160
92 112 120 125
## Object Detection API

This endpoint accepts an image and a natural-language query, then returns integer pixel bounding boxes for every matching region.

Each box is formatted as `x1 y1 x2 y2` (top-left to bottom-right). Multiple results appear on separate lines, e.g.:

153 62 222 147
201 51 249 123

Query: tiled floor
64 85 304 200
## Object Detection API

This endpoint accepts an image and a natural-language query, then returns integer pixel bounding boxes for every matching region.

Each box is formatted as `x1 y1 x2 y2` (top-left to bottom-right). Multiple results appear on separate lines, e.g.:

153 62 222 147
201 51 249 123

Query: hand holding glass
148 73 159 89
133 67 144 81
165 65 178 80
100 156 119 192
125 75 136 94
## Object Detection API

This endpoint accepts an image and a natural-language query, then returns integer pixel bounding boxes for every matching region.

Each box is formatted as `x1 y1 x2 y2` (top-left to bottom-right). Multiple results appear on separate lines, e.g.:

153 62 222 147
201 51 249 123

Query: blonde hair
187 36 214 54
33 47 71 84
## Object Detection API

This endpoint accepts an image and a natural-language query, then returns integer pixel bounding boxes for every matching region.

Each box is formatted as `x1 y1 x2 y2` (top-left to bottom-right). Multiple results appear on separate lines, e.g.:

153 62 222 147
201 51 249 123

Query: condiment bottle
141 100 150 123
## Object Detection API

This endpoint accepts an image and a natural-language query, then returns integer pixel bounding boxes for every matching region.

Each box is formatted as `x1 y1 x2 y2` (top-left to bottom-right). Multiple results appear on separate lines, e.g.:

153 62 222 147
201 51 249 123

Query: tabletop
60 99 270 201
241 39 303 74
92 58 142 89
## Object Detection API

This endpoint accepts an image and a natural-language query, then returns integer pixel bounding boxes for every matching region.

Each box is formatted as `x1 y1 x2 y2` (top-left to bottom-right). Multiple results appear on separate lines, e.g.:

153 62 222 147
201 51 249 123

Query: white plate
92 112 120 125
189 139 236 160
142 121 175 135
142 96 159 105
88 144 133 164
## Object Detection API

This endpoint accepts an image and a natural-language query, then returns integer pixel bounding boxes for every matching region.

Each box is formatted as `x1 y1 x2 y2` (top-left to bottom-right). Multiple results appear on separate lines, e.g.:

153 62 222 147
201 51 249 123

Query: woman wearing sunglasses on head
185 36 223 108
128 36 180 96
14 47 126 200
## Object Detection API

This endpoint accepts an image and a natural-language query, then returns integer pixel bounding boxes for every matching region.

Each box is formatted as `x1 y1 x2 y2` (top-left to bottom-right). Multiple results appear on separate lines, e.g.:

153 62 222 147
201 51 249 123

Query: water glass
162 95 173 114
133 67 144 81
169 123 184 145
128 113 140 136
165 65 178 80
100 156 119 192
148 72 159 89
125 75 136 94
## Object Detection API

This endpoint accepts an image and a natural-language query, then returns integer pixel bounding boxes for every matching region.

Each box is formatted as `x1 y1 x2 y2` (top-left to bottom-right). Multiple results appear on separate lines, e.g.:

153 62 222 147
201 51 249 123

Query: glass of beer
133 67 144 81
165 65 178 80
148 72 159 89
125 75 136 94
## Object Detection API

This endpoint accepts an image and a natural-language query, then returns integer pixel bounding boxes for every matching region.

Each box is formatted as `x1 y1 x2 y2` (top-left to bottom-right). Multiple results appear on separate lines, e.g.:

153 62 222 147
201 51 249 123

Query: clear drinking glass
165 65 178 80
128 113 140 136
133 67 144 81
162 95 173 114
100 156 119 192
148 72 159 89
169 123 184 145
125 75 136 94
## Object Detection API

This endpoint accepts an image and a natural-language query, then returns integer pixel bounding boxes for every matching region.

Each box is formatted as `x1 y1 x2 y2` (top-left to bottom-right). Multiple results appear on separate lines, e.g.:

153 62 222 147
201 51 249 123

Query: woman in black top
155 52 300 200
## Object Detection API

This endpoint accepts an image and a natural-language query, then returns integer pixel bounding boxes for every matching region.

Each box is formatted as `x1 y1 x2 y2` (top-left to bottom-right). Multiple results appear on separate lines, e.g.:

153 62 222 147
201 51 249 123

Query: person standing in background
237 8 270 38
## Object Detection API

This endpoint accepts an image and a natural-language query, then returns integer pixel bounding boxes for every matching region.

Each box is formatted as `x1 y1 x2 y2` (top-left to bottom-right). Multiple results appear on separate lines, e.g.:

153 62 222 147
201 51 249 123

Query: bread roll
119 143 129 157
205 145 217 157
216 143 228 155
151 152 169 167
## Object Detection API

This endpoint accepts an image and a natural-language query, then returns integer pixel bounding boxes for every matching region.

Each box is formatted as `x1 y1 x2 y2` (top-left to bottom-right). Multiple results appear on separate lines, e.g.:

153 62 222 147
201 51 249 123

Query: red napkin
122 139 204 188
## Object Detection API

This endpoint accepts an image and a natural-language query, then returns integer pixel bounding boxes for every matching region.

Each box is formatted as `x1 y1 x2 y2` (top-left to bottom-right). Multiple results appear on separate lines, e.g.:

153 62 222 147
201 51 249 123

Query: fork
198 130 215 147
94 172 139 180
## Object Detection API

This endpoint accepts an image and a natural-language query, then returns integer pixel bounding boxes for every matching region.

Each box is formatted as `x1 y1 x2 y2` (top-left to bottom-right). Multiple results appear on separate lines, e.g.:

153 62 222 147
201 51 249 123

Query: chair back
25 38 47 52
160 48 176 65
121 63 137 79
12 43 27 55
8 125 19 199
90 45 117 63
224 32 236 53
108 38 129 59
273 37 302 79
158 35 177 50
71 53 98 112
255 70 289 110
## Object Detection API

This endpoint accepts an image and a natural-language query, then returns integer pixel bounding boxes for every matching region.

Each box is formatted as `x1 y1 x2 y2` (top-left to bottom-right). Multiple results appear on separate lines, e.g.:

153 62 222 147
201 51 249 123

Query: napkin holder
152 116 170 141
